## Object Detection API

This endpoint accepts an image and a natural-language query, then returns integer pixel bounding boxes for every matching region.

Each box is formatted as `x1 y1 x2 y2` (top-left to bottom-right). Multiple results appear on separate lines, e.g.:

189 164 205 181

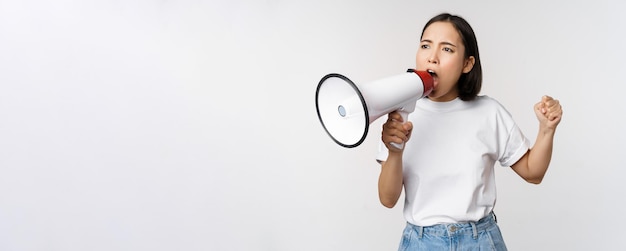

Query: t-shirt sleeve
498 107 530 166
376 140 388 164
498 116 531 167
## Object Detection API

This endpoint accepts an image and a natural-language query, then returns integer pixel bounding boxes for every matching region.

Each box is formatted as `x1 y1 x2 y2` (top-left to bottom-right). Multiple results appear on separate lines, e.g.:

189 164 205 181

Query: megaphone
315 69 434 148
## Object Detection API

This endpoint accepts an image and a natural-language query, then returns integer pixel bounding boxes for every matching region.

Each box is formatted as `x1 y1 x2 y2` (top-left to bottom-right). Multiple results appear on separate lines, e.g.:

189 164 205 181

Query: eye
420 44 430 49
443 47 454 53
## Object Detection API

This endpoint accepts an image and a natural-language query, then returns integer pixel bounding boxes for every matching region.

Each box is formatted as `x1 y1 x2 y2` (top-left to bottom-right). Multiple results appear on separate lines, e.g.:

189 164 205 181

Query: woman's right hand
381 111 413 152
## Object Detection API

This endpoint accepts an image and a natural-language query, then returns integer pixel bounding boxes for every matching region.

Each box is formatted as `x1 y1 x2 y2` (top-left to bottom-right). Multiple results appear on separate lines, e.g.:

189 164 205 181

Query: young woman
376 13 563 250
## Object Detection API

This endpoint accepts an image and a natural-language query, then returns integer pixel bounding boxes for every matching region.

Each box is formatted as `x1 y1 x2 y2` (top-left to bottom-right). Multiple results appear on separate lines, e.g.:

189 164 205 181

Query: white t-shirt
376 95 530 226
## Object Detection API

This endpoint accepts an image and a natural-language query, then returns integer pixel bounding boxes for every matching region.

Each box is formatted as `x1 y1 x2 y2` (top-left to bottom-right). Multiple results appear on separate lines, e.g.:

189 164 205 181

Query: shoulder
471 95 509 111
473 95 502 106
461 96 516 122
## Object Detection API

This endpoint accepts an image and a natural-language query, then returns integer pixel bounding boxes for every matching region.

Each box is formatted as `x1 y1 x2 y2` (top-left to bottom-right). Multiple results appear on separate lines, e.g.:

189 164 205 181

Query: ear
462 56 475 73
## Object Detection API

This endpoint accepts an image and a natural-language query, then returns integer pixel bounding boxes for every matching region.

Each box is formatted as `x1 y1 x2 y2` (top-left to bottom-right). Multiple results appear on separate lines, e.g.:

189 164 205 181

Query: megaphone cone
315 70 434 148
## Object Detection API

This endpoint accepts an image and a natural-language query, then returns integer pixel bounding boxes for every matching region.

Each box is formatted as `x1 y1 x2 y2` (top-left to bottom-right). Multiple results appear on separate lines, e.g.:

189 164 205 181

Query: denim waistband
406 212 498 239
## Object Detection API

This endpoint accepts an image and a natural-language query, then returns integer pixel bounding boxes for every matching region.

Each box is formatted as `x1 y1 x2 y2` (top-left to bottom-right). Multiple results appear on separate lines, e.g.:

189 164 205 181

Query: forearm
525 128 556 183
378 152 404 208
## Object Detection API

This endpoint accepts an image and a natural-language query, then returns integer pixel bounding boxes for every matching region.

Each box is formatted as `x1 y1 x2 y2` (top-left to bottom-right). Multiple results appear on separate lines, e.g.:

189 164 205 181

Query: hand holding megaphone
383 110 414 151
315 69 434 149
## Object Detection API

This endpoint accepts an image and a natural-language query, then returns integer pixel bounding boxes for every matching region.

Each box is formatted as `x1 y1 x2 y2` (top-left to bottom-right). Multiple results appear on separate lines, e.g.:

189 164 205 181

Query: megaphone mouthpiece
414 70 435 97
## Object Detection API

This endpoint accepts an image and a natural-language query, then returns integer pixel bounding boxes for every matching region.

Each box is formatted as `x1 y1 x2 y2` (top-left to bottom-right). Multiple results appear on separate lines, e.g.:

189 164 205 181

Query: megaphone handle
389 110 409 150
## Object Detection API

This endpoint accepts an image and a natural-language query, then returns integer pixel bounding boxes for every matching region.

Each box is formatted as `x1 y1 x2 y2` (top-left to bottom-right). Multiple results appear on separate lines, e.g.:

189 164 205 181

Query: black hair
421 13 482 101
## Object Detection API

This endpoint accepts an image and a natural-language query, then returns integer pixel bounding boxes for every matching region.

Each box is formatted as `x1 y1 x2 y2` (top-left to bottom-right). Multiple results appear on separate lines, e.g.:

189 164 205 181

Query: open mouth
427 69 436 77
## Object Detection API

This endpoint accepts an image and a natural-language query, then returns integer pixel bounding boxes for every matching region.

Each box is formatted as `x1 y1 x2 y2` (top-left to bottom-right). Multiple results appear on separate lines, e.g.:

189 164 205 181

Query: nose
427 53 438 64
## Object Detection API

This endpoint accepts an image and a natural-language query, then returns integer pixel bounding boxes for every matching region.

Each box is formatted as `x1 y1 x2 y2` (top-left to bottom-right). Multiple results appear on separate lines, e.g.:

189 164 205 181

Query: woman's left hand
534 95 563 130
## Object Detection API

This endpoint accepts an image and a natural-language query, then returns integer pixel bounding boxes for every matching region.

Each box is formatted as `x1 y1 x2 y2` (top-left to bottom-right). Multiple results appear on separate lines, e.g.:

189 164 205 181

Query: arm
378 154 404 208
511 95 563 184
378 111 411 208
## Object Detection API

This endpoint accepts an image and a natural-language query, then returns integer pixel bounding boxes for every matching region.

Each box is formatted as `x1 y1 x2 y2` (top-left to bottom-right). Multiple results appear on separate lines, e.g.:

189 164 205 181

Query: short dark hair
421 13 482 101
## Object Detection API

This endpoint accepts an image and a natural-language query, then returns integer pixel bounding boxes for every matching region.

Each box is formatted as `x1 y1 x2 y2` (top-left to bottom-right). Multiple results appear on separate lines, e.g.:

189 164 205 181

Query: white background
1 0 624 250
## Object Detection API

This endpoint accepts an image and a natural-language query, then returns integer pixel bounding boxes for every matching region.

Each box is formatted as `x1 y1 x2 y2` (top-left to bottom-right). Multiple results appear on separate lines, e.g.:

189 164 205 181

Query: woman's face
416 21 475 102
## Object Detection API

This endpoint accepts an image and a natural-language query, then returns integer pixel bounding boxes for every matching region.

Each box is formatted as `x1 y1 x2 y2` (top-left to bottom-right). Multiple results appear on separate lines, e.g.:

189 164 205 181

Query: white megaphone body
315 69 434 148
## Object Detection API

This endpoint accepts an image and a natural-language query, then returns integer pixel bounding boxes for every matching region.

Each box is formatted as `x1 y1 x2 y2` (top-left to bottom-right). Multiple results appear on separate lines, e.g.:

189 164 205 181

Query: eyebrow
420 39 458 47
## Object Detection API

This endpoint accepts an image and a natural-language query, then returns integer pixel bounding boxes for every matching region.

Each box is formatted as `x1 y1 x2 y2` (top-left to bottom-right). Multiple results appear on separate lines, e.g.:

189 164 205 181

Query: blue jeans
398 212 507 251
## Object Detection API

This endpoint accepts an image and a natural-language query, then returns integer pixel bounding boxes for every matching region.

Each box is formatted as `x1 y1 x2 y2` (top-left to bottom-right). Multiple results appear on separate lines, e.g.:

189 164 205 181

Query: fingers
382 120 411 143
540 95 562 121
382 112 412 150
535 95 563 131
387 111 404 122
